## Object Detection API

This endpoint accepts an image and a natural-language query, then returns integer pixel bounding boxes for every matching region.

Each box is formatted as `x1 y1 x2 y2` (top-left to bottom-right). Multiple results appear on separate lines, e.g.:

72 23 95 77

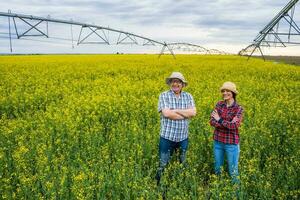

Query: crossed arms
210 108 243 129
161 107 196 120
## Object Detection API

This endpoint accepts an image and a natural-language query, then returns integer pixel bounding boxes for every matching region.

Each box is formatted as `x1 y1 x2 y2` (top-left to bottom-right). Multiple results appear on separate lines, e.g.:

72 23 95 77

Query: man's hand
161 109 185 120
174 107 196 119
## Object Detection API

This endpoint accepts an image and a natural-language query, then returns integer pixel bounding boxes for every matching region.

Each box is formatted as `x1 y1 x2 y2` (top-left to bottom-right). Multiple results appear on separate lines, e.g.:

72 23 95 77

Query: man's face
170 78 183 94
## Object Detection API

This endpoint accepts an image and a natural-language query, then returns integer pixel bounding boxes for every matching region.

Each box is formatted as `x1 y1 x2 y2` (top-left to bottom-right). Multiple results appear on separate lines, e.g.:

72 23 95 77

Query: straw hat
220 81 238 94
165 72 188 86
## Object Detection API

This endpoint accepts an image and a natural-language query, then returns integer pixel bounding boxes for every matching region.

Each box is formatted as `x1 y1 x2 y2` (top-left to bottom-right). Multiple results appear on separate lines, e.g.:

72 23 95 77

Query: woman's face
221 89 234 101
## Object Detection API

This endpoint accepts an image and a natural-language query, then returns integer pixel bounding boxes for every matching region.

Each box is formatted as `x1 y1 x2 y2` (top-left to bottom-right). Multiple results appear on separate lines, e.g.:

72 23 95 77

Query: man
155 72 196 184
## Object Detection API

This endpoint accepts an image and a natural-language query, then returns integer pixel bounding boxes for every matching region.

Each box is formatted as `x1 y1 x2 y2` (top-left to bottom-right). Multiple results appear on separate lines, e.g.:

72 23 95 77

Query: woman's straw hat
220 81 238 94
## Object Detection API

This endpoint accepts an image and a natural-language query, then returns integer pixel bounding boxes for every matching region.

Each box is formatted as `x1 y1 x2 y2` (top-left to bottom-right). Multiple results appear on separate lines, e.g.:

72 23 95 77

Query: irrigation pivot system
163 43 227 55
0 11 224 56
0 11 166 54
239 0 300 60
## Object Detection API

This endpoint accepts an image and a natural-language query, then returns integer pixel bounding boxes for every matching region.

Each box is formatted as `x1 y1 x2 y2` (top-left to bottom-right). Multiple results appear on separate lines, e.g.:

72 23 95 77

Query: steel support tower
239 0 299 60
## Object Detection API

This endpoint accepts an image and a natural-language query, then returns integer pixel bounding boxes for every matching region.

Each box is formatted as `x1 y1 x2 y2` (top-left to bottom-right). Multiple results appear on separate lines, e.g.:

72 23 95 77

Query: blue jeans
155 137 189 184
214 140 240 183
159 137 188 168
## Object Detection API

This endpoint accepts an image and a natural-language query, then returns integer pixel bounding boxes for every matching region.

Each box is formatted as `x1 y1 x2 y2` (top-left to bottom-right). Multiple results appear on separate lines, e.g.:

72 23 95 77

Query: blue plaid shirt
158 90 195 142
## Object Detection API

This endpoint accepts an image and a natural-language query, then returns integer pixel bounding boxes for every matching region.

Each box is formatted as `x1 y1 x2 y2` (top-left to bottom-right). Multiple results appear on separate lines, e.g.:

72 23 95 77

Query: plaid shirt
158 90 195 142
210 100 243 144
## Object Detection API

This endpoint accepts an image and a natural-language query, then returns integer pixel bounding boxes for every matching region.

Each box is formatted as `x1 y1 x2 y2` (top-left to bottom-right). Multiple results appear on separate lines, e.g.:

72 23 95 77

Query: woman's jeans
156 137 188 182
214 140 240 183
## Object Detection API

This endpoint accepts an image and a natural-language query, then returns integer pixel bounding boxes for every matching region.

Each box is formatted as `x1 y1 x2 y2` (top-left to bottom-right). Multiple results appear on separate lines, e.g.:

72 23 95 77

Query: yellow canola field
0 54 299 199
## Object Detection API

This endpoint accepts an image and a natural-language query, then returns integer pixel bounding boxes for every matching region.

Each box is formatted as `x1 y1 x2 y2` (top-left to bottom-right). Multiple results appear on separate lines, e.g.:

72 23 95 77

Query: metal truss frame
165 43 209 54
77 26 109 45
164 43 228 55
13 17 49 38
208 49 227 55
239 0 299 60
0 11 225 57
158 42 176 59
116 32 138 45
0 11 166 53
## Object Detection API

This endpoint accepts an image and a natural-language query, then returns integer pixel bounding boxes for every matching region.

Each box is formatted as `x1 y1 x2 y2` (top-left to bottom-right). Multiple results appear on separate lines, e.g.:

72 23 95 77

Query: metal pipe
0 11 165 46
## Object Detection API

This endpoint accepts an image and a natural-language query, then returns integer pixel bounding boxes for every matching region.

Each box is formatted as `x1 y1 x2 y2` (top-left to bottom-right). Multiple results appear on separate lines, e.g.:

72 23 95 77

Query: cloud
0 0 299 54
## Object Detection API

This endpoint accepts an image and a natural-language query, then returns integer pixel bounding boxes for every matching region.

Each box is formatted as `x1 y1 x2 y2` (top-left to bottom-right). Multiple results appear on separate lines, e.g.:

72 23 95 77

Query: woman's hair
232 92 236 100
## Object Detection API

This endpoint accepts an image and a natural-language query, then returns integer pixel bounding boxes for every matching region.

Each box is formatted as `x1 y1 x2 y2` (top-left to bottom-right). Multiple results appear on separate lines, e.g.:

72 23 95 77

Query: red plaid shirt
210 100 243 144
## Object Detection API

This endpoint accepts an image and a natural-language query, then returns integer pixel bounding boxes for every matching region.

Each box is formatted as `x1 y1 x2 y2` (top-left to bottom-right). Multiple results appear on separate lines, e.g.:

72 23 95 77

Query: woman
210 81 243 184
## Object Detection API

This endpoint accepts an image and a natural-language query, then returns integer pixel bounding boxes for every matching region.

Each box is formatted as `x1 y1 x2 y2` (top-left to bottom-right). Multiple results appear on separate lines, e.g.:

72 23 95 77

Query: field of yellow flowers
0 54 299 199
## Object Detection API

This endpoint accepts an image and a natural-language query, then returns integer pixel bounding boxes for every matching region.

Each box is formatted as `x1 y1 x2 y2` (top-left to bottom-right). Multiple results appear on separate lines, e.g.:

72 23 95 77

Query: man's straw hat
165 72 188 87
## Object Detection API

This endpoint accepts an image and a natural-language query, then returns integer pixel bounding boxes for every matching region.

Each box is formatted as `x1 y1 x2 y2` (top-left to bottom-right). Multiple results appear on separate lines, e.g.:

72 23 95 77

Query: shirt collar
221 100 237 108
169 89 183 98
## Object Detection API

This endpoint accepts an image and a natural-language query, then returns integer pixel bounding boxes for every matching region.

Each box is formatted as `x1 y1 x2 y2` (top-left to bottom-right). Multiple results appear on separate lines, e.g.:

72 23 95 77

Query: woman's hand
211 110 221 121
231 116 238 123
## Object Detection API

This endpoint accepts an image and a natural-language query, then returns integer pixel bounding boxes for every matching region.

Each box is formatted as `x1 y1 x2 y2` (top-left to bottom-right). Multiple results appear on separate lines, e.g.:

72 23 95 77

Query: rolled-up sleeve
158 93 169 112
189 95 195 108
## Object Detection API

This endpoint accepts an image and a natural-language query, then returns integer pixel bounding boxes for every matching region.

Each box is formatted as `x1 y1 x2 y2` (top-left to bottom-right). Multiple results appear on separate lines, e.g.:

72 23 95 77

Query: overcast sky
0 0 299 55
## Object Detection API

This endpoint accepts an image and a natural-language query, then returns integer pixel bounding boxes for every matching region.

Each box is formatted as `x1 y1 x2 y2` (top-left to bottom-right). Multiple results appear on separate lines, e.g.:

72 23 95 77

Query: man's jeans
214 140 240 183
156 137 188 183
159 137 188 166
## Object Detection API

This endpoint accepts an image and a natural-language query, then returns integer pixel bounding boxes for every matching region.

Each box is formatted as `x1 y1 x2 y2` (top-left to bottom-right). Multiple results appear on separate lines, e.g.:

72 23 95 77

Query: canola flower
0 54 299 199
